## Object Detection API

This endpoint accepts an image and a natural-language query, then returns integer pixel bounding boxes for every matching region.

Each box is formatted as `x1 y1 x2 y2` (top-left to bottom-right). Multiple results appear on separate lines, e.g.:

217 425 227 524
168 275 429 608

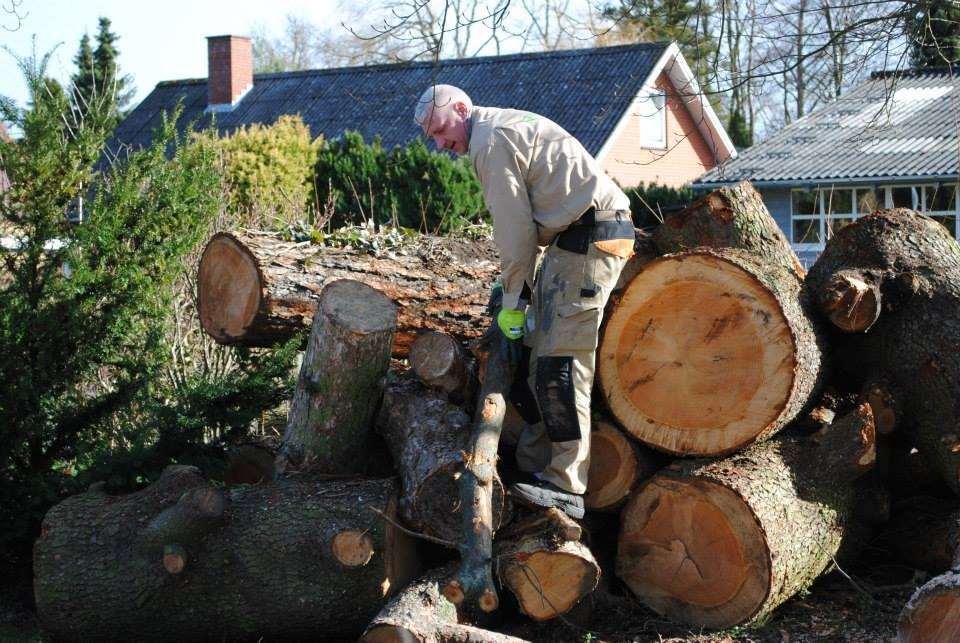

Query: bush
621 182 696 228
313 132 487 233
202 115 322 228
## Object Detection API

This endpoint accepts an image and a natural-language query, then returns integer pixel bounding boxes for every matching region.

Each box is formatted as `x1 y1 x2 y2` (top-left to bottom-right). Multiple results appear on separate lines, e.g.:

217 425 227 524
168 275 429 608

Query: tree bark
884 497 960 574
197 231 497 354
599 247 826 456
410 331 477 404
806 208 960 494
362 565 530 643
376 374 506 544
34 466 421 642
584 419 663 512
494 509 599 621
278 279 396 475
617 404 876 629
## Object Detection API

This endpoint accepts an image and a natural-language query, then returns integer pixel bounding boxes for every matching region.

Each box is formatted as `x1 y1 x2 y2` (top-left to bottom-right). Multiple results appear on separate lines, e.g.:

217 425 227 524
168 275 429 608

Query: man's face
422 102 469 155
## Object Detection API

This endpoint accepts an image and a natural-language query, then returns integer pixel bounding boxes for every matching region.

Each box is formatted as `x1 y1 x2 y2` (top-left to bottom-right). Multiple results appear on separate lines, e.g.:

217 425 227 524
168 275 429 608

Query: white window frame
879 183 960 238
790 185 875 251
636 89 667 150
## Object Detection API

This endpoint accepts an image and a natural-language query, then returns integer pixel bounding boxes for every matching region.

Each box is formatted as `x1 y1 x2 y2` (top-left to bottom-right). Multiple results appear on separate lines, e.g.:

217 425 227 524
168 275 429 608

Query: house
109 36 735 189
695 68 960 266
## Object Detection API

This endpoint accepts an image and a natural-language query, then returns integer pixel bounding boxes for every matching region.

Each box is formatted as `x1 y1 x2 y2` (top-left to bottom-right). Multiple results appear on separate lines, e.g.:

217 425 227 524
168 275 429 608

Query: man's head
414 84 473 155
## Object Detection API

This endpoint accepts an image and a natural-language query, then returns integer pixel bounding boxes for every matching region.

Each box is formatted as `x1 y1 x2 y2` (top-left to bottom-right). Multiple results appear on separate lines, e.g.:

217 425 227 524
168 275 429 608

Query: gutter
694 173 960 190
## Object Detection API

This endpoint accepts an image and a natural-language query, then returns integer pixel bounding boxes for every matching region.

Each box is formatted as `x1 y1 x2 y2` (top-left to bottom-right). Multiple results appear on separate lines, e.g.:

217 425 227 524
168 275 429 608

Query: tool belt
555 206 634 255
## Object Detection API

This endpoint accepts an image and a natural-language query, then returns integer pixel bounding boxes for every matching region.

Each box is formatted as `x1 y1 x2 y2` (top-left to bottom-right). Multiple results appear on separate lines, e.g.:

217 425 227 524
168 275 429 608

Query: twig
367 505 457 547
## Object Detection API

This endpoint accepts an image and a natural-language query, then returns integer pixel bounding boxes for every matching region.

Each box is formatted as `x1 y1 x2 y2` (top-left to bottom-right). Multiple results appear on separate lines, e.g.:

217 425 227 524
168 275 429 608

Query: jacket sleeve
472 132 538 311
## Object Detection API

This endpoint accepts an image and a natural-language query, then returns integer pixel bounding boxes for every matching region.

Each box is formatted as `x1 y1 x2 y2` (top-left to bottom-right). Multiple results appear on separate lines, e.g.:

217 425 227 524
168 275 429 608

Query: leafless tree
1 0 25 32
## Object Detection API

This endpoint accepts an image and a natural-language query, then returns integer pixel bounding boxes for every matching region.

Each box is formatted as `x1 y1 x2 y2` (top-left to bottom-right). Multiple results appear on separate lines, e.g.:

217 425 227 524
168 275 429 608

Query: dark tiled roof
109 43 670 157
696 68 960 186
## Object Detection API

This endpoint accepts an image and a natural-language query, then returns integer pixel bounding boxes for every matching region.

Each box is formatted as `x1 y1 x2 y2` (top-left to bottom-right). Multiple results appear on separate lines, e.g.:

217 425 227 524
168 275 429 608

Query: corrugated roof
109 43 670 157
696 68 960 186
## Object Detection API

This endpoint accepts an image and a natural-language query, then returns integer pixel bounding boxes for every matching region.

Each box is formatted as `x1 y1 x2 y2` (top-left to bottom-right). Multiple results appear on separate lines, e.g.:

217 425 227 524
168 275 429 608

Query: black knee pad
535 356 581 442
509 345 542 424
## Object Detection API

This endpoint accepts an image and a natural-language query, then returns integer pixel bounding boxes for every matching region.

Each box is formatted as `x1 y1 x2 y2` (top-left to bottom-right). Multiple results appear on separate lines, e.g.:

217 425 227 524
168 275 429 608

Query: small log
34 467 422 641
278 279 397 475
362 565 529 643
585 420 662 512
897 569 960 643
444 335 512 613
617 404 876 629
197 231 498 353
410 331 477 404
376 375 506 543
862 378 901 435
162 544 187 575
599 247 826 456
818 269 882 332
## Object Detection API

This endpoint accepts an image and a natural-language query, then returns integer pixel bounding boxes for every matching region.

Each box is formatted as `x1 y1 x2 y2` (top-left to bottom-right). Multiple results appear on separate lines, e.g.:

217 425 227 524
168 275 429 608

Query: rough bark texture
653 181 805 279
806 209 960 493
278 279 396 475
617 405 876 629
495 510 599 621
898 568 960 643
884 497 960 574
362 565 530 643
410 331 477 404
376 374 506 544
445 337 512 614
197 231 497 354
34 467 420 642
599 247 826 456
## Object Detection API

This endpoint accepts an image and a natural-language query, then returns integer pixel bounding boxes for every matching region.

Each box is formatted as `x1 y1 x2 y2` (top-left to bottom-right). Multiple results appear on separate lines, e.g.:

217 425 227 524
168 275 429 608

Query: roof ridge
870 66 959 80
156 41 670 87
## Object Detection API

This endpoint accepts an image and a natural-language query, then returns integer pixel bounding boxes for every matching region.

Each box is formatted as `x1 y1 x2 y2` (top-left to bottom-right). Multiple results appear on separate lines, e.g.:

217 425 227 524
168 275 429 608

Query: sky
0 0 350 110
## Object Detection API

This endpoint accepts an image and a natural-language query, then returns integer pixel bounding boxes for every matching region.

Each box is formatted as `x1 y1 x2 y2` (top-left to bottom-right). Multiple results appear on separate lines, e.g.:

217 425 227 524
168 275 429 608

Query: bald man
414 85 634 519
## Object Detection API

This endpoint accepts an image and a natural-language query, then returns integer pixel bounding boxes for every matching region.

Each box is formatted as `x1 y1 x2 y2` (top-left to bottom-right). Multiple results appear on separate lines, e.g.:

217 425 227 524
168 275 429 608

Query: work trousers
514 218 632 494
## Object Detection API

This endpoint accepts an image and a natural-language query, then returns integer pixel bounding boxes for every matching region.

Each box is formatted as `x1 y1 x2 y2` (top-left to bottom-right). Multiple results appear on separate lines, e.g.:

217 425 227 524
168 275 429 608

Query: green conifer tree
71 33 95 113
908 1 960 67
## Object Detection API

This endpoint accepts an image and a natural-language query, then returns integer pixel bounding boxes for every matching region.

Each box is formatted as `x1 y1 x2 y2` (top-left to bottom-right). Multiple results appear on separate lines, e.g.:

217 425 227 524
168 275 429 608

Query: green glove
497 308 525 340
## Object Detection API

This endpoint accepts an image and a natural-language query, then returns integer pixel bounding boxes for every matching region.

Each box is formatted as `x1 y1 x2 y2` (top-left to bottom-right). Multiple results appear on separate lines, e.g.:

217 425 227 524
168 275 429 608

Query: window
637 91 666 149
790 186 879 249
877 184 959 238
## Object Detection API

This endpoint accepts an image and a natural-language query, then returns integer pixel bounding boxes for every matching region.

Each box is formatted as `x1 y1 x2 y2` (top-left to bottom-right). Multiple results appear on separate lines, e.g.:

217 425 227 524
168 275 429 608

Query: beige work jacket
468 105 630 310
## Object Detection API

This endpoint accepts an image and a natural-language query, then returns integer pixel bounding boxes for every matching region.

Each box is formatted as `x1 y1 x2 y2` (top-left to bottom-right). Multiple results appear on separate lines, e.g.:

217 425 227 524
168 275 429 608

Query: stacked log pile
33 181 960 640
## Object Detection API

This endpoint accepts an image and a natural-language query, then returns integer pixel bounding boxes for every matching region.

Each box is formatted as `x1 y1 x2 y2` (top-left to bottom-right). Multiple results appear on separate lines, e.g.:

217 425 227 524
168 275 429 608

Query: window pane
891 186 915 209
792 189 819 215
638 93 666 148
857 188 882 214
926 184 957 212
792 218 821 244
931 215 957 237
823 188 853 215
826 217 855 238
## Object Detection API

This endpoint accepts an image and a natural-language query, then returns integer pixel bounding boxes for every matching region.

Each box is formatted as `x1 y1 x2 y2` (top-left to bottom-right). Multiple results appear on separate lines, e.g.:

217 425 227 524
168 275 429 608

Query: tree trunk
34 466 421 642
410 331 477 404
278 279 396 475
376 374 506 544
884 497 960 574
653 181 805 279
617 404 876 629
806 208 960 493
494 509 600 621
584 420 663 512
197 231 497 354
362 565 530 643
599 247 826 456
898 569 960 643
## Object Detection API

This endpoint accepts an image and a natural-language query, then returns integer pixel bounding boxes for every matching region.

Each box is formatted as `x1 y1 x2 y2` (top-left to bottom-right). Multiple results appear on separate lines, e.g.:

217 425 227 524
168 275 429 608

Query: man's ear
453 101 469 118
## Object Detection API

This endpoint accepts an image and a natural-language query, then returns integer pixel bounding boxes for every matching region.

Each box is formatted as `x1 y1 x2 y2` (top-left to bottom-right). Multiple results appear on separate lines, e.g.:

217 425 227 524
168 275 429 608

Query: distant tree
908 0 960 67
70 17 134 129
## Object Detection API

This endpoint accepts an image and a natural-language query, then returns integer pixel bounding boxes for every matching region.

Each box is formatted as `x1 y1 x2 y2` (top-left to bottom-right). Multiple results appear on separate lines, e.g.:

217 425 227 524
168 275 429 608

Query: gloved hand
497 308 525 340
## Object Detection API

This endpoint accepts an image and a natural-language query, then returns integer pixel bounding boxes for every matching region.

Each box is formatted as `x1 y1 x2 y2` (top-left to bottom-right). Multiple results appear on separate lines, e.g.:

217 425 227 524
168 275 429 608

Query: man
414 85 634 519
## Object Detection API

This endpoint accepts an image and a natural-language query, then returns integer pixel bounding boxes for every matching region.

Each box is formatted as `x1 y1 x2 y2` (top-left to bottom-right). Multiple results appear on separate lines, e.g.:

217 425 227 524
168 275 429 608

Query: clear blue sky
0 0 348 110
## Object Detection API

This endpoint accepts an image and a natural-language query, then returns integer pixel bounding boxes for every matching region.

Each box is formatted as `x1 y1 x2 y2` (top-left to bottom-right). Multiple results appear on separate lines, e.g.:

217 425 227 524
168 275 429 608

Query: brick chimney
206 35 253 111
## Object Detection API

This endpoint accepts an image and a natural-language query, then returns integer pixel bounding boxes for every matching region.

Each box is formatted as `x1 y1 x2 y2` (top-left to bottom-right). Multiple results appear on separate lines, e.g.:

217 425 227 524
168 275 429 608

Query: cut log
817 269 882 332
197 231 498 353
34 466 421 641
862 378 901 435
884 497 960 574
444 334 512 614
410 331 477 404
362 564 530 643
599 247 826 456
585 420 663 512
278 279 396 475
806 208 960 493
617 404 876 629
653 181 805 279
898 570 960 643
376 374 506 544
495 509 599 621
